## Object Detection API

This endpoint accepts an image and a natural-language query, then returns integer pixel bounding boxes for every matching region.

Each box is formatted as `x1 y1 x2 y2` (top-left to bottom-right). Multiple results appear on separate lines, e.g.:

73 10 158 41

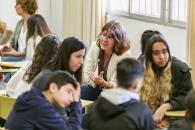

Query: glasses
152 49 168 56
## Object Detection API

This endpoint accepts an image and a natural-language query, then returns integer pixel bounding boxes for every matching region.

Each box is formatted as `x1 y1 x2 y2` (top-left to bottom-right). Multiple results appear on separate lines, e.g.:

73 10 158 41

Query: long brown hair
24 34 60 83
140 34 172 112
43 37 86 83
96 20 130 55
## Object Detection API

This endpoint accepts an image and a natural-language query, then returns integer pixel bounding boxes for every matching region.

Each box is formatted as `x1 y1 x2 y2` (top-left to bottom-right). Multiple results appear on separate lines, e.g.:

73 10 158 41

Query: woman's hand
89 71 112 88
153 103 171 124
1 48 17 56
1 48 25 56
0 43 11 55
89 71 104 85
154 119 170 128
93 71 104 85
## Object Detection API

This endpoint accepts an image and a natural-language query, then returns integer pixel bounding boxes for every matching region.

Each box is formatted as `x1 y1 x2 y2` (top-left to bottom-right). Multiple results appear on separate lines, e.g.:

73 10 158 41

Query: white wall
37 0 51 27
0 0 51 29
0 0 20 30
107 15 187 62
0 1 187 61
50 0 64 39
0 0 64 39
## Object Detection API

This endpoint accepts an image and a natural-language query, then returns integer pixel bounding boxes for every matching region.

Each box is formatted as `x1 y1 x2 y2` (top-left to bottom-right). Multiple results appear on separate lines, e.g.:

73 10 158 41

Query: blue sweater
5 88 82 130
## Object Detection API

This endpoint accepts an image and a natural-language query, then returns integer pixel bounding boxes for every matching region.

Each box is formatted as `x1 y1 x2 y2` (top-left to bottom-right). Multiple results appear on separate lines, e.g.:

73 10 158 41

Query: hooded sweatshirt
82 88 154 130
5 87 82 130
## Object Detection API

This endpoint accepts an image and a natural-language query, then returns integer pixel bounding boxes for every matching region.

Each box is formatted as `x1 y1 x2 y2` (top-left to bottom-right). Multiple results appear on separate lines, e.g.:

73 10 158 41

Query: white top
101 88 140 105
6 61 32 98
83 42 131 88
26 35 42 61
18 25 27 51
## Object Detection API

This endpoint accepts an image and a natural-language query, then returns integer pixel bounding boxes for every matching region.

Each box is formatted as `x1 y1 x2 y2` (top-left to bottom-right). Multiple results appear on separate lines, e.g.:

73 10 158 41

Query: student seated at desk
0 13 52 83
82 58 154 130
42 37 86 119
5 70 82 130
139 34 193 128
6 34 60 98
169 90 195 130
43 37 86 84
0 0 38 61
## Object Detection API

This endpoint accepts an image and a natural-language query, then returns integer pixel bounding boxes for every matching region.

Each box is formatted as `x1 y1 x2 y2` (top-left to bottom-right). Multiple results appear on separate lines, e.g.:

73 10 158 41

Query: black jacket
169 57 193 110
82 97 154 130
138 56 193 110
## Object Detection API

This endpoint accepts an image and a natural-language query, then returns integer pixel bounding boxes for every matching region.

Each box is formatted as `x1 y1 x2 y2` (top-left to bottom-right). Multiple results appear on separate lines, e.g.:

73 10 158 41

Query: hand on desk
153 103 172 128
1 48 17 56
155 119 170 128
0 43 11 55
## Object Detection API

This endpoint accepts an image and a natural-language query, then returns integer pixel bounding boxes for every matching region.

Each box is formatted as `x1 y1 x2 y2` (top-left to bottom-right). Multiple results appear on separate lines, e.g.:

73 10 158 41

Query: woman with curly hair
81 20 131 101
140 34 193 128
6 34 60 98
0 0 38 61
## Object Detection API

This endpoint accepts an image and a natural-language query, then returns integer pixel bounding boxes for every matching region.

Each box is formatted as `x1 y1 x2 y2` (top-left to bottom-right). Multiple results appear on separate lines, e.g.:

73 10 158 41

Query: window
107 0 187 28
130 0 161 18
169 0 187 23
108 0 129 13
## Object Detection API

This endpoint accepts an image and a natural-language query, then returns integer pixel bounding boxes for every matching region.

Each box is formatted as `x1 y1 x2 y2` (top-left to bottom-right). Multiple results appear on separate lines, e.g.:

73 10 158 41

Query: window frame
107 0 187 28
167 0 187 28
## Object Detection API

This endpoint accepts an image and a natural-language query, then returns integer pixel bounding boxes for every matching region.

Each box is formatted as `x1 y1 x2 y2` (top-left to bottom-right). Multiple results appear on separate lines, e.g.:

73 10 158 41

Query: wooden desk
0 69 18 78
164 110 185 124
0 61 24 69
0 95 16 120
0 69 18 73
0 127 6 130
81 100 93 112
165 110 185 117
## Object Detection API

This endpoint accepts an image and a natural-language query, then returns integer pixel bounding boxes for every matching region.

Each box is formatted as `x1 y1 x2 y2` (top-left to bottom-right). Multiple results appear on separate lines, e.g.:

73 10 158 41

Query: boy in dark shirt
82 58 154 130
5 70 82 130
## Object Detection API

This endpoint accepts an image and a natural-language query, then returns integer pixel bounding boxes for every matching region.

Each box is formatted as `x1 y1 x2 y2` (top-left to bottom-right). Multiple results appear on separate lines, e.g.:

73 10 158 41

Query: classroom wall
0 0 20 30
0 0 51 29
107 15 187 62
0 1 187 62
0 0 64 39
50 0 64 39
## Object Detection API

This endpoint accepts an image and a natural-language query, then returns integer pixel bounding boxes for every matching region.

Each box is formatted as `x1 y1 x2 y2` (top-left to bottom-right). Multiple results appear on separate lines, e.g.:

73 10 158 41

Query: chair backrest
0 21 6 43
0 95 16 120
0 21 6 35
0 29 13 45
